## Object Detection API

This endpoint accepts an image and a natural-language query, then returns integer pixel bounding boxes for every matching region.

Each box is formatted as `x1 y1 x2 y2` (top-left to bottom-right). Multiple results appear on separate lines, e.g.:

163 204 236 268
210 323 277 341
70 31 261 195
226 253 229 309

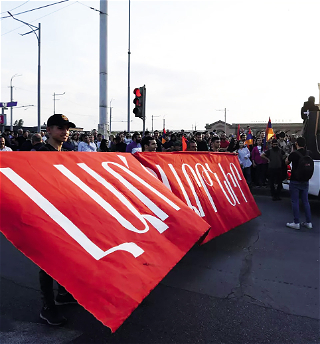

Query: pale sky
1 0 319 132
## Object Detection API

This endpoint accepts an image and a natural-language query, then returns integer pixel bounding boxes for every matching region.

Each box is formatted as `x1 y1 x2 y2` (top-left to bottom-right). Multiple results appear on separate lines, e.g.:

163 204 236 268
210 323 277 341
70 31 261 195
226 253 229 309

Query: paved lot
1 189 319 344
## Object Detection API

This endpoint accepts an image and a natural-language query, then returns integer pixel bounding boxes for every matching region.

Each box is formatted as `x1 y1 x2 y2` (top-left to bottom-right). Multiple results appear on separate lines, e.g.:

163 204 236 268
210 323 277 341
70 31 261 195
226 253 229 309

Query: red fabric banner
0 152 210 332
134 151 261 243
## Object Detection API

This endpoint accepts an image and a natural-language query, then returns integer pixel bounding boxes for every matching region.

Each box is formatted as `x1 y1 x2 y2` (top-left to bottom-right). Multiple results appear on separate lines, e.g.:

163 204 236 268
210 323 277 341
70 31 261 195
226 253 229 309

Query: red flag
134 152 261 244
0 152 210 332
237 124 240 140
182 136 187 151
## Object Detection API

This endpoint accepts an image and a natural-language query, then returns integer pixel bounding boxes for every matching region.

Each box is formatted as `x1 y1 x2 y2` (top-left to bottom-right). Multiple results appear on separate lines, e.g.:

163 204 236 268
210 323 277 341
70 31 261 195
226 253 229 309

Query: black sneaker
40 306 67 326
55 292 77 306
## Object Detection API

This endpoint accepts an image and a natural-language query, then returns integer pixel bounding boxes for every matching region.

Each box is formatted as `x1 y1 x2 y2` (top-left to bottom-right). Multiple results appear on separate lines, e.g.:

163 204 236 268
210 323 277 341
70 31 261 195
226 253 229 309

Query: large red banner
0 152 210 332
134 151 261 243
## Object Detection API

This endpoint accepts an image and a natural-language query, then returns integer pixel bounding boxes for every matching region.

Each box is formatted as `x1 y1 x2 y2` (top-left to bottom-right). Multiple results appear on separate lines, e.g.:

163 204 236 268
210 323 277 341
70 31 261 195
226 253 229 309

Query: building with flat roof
205 120 304 137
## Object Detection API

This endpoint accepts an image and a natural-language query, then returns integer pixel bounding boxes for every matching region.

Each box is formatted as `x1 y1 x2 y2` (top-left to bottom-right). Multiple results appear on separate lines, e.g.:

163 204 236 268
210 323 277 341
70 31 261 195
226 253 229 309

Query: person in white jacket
237 140 252 185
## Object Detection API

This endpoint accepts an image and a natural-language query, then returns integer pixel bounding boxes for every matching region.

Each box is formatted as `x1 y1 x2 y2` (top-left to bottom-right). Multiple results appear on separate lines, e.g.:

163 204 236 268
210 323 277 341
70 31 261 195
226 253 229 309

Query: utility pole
109 98 114 132
9 74 21 131
127 0 131 133
8 12 41 132
38 22 41 132
151 115 160 133
99 0 108 138
53 92 65 114
142 85 146 135
216 107 227 133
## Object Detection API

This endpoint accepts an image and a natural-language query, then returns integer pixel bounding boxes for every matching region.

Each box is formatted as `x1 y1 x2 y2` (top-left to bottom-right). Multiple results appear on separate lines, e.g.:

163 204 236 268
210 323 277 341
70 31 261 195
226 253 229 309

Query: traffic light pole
127 0 131 133
142 85 146 134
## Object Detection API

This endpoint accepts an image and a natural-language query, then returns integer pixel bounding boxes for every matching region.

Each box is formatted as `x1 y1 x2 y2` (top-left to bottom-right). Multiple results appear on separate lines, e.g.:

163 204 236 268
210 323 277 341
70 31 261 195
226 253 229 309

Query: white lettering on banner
205 162 247 206
0 168 144 260
101 157 180 213
75 163 168 234
55 164 153 234
155 164 172 191
181 164 206 217
155 163 218 216
168 164 201 216
144 159 245 213
194 163 218 212
218 163 239 205
139 163 158 179
229 163 247 203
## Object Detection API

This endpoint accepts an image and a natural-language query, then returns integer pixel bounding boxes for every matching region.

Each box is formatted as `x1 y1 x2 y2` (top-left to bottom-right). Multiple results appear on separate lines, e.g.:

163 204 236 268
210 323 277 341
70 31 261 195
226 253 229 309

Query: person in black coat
301 96 319 121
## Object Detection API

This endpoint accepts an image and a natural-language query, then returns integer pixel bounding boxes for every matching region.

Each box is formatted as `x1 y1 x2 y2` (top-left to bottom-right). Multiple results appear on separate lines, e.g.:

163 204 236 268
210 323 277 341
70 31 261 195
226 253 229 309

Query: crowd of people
0 113 314 327
1 122 303 199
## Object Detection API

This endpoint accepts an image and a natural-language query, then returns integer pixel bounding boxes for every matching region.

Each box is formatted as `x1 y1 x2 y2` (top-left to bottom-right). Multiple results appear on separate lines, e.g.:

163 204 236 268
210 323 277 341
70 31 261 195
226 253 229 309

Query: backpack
295 151 314 181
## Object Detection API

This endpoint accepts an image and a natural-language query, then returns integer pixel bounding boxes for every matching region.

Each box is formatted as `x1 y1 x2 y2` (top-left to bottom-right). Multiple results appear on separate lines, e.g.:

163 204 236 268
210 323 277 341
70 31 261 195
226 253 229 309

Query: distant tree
17 119 24 127
13 120 18 126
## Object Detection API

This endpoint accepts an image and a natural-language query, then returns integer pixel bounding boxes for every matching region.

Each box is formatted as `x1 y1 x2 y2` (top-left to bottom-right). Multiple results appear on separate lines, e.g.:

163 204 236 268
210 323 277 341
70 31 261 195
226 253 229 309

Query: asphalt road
1 188 319 344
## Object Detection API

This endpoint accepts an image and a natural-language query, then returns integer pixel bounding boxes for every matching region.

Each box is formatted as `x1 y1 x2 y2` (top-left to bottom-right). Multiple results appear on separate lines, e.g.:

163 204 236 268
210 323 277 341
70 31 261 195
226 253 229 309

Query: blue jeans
289 180 311 224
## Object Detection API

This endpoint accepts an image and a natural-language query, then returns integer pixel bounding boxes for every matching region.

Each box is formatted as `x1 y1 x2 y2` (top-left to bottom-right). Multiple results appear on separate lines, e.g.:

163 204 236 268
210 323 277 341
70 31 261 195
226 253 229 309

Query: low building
205 120 303 137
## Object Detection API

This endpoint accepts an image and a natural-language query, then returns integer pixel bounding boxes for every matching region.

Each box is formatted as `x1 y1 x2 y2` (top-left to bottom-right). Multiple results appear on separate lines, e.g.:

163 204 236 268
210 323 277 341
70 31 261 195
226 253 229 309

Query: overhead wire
1 1 77 36
2 0 102 122
62 97 95 109
14 87 52 96
1 0 30 14
1 0 70 19
75 1 107 15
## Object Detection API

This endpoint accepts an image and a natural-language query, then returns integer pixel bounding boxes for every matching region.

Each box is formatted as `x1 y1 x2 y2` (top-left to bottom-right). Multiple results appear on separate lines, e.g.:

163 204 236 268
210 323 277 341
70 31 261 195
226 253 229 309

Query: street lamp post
8 12 41 132
109 98 114 132
216 108 227 133
53 92 65 114
10 74 22 131
151 115 160 133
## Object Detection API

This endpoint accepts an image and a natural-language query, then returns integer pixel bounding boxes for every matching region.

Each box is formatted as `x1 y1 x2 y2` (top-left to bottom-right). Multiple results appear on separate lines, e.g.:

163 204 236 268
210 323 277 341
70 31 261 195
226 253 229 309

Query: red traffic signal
133 88 141 97
133 86 144 119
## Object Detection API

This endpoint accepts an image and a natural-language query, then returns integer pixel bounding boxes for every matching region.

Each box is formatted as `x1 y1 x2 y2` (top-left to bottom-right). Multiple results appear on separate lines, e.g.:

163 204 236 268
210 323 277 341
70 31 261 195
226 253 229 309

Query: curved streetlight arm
7 11 39 41
53 92 65 114
10 74 22 87
16 105 35 109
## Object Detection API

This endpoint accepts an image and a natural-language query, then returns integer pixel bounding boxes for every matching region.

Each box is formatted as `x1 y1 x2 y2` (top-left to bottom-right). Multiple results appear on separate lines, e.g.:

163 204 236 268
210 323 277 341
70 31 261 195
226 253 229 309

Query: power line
62 97 95 109
14 87 52 96
1 0 30 14
1 1 76 36
75 1 107 15
1 0 70 19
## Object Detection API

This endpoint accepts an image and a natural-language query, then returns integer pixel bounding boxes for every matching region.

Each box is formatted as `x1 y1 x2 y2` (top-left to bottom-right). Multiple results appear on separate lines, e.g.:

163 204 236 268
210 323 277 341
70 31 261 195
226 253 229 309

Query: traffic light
133 87 144 119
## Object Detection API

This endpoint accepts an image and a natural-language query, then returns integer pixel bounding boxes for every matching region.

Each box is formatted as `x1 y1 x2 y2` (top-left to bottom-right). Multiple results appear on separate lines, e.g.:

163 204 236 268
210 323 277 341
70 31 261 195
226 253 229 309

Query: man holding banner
39 114 77 325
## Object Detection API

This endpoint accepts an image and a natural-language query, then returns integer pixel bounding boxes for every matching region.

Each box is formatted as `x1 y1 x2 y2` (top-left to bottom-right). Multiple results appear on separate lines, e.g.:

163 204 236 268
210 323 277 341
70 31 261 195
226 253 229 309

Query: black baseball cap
47 114 76 128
